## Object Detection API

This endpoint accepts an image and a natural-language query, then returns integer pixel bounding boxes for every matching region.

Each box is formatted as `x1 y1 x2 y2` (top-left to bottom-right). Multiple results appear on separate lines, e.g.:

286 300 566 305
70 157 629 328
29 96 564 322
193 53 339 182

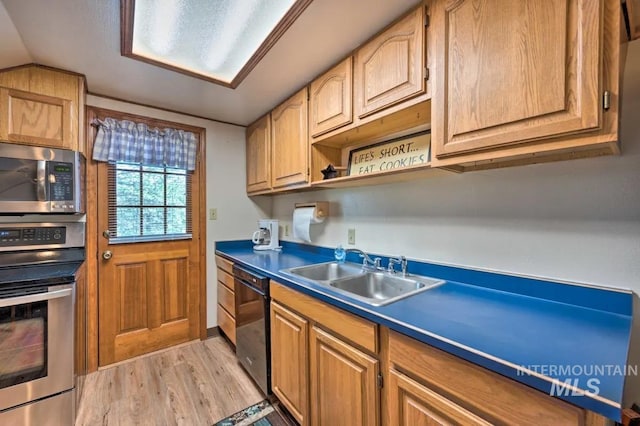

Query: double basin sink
280 261 444 306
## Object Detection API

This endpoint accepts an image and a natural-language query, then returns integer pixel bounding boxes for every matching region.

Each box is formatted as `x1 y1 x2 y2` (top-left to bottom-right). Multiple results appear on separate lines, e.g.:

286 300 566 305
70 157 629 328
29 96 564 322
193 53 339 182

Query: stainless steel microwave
0 142 84 214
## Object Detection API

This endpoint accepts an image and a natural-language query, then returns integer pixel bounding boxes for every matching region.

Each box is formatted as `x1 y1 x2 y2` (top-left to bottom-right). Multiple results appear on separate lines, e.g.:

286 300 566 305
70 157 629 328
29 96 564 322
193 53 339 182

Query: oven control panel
0 226 66 247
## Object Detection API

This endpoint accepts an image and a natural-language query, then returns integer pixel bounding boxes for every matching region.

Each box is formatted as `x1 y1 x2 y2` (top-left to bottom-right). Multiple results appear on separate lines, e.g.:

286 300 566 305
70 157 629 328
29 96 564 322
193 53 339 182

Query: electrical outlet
348 228 356 245
284 224 289 236
209 208 217 220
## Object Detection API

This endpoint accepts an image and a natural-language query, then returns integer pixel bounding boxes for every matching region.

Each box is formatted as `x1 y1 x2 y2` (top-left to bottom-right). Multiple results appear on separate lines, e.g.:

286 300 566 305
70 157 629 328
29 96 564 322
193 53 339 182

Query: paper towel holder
295 202 329 219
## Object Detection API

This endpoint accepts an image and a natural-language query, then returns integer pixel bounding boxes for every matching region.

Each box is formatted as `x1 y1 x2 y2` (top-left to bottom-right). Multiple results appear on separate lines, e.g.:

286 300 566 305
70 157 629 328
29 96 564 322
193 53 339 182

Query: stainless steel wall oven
0 222 84 425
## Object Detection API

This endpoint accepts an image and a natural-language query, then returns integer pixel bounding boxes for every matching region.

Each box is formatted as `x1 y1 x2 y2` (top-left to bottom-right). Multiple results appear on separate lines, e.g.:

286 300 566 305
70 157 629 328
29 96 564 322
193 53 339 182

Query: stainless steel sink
281 261 444 306
282 261 364 282
329 272 444 306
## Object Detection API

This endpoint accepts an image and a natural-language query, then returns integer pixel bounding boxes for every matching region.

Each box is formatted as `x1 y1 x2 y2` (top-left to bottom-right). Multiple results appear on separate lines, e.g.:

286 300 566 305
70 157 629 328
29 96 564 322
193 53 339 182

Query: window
108 162 192 242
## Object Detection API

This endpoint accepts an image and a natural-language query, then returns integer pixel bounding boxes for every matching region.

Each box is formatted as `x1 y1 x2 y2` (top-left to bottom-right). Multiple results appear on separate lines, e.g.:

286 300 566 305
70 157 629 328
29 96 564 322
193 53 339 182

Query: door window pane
142 173 164 206
109 163 192 242
143 208 165 236
167 208 187 234
166 174 186 206
116 170 140 205
116 208 141 237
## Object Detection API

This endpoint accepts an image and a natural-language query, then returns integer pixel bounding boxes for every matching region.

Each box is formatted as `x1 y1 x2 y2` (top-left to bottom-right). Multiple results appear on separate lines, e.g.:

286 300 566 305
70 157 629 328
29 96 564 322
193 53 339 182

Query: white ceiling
1 0 421 126
0 1 31 68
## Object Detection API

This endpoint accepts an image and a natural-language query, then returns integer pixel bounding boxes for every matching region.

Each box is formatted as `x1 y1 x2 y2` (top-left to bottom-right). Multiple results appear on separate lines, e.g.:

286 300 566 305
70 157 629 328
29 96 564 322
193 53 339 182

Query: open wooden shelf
311 100 431 148
310 164 452 189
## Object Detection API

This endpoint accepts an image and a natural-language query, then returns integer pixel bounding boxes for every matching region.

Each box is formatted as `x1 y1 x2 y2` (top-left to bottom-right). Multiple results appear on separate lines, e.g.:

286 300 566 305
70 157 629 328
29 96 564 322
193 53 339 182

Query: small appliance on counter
252 219 281 251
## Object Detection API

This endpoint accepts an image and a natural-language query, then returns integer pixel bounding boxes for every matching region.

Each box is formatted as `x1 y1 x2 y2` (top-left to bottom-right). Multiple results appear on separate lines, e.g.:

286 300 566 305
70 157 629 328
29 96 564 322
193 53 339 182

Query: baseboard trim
206 326 220 339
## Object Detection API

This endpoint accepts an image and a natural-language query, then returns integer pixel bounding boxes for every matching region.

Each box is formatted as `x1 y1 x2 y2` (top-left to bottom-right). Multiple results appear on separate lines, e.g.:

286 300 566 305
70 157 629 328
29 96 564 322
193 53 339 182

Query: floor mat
214 400 292 426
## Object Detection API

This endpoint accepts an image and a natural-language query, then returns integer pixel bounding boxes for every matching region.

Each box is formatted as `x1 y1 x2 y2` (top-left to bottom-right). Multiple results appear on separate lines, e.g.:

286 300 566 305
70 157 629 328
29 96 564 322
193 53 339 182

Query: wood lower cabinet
387 330 607 426
268 281 608 426
388 369 491 426
354 5 427 119
271 88 309 190
270 302 309 425
246 114 271 194
309 326 379 426
270 281 379 426
0 65 85 152
215 256 236 344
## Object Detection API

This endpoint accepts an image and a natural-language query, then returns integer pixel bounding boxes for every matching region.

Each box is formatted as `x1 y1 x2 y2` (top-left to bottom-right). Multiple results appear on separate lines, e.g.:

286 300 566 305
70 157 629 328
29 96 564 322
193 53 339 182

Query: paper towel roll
293 207 324 242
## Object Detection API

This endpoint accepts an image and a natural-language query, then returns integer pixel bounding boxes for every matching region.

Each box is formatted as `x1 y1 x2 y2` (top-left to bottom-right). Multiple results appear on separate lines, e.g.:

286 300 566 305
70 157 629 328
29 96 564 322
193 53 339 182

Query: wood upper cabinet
354 5 427 119
388 369 491 426
246 114 271 194
431 0 603 158
309 326 379 426
271 88 309 189
310 57 353 137
270 302 309 425
0 65 85 152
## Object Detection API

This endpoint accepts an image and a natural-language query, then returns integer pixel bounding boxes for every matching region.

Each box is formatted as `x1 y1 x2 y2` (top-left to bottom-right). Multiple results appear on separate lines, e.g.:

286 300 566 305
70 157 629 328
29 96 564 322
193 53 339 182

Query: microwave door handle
0 287 72 308
36 160 47 201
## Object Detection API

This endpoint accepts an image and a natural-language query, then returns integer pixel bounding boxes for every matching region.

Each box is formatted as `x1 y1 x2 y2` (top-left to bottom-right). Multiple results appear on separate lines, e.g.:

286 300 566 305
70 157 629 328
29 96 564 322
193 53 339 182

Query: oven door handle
0 287 72 308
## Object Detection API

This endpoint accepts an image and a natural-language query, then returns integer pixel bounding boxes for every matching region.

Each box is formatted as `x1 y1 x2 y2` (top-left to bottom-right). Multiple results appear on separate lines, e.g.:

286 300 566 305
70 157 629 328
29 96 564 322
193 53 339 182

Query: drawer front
217 283 235 316
271 281 378 354
215 255 233 275
217 304 236 345
217 268 235 291
388 330 584 425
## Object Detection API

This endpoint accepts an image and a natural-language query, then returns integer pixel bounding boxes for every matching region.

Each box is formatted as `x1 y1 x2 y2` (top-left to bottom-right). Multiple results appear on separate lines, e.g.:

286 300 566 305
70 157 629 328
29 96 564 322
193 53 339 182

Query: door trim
85 106 207 372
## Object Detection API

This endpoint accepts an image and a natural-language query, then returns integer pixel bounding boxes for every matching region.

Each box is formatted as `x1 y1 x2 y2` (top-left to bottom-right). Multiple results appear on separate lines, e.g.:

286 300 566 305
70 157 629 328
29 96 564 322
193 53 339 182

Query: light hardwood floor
76 337 264 426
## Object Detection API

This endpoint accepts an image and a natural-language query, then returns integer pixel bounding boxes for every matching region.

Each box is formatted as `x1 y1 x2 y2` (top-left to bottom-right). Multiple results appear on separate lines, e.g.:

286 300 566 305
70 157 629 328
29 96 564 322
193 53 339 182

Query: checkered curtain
92 118 198 171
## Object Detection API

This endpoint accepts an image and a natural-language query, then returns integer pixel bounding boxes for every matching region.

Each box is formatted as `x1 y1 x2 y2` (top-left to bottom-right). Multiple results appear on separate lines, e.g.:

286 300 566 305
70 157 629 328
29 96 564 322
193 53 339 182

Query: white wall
272 40 640 293
86 95 271 327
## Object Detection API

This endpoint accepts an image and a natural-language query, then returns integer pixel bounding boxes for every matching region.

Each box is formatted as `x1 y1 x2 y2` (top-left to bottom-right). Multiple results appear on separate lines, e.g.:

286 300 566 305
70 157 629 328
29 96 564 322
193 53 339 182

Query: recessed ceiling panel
123 0 308 88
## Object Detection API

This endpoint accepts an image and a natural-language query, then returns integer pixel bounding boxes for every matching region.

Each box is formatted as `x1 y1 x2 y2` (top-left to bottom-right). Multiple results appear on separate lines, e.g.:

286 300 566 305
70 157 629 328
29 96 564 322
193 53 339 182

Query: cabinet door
388 369 491 426
0 88 73 149
432 0 601 158
246 114 271 194
271 88 309 189
310 57 353 137
354 6 426 118
309 326 379 426
270 302 309 425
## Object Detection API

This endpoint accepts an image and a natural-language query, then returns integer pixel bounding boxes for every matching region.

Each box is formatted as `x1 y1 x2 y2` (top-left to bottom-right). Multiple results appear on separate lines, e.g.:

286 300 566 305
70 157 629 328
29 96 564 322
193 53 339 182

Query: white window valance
92 118 198 171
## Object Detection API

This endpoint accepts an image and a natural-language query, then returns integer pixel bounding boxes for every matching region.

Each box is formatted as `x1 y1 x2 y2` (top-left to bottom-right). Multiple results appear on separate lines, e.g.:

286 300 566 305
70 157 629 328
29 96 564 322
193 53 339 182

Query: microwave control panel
49 162 74 202
0 227 66 247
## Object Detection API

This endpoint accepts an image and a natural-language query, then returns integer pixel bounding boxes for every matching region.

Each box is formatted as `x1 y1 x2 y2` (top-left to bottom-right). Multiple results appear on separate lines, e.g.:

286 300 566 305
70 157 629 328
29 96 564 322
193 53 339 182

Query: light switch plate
209 208 217 220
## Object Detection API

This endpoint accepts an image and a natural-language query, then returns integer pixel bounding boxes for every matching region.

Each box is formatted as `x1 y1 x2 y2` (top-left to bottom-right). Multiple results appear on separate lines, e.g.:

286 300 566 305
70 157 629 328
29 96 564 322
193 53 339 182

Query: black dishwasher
233 265 271 395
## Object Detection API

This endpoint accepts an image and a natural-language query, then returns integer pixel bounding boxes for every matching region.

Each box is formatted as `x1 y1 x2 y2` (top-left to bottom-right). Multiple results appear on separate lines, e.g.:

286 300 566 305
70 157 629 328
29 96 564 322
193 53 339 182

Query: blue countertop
215 240 635 421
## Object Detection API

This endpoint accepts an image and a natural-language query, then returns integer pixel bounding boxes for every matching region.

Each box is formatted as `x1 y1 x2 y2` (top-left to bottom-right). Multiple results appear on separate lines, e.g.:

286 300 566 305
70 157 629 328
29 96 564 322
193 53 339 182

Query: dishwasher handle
235 276 267 297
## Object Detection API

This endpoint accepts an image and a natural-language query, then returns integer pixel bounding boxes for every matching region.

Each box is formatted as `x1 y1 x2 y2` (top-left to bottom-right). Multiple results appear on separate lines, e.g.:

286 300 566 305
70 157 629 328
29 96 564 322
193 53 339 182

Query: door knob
102 250 113 260
102 230 111 239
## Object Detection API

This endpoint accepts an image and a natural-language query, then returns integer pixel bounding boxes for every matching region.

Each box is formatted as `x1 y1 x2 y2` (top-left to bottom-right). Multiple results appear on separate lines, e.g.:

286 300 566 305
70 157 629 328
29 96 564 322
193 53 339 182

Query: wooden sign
347 131 431 176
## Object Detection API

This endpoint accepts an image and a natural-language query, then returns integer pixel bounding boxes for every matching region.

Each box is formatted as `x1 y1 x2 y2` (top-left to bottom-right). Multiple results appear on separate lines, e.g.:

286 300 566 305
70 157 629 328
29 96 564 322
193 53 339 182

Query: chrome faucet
345 248 382 270
387 256 408 276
